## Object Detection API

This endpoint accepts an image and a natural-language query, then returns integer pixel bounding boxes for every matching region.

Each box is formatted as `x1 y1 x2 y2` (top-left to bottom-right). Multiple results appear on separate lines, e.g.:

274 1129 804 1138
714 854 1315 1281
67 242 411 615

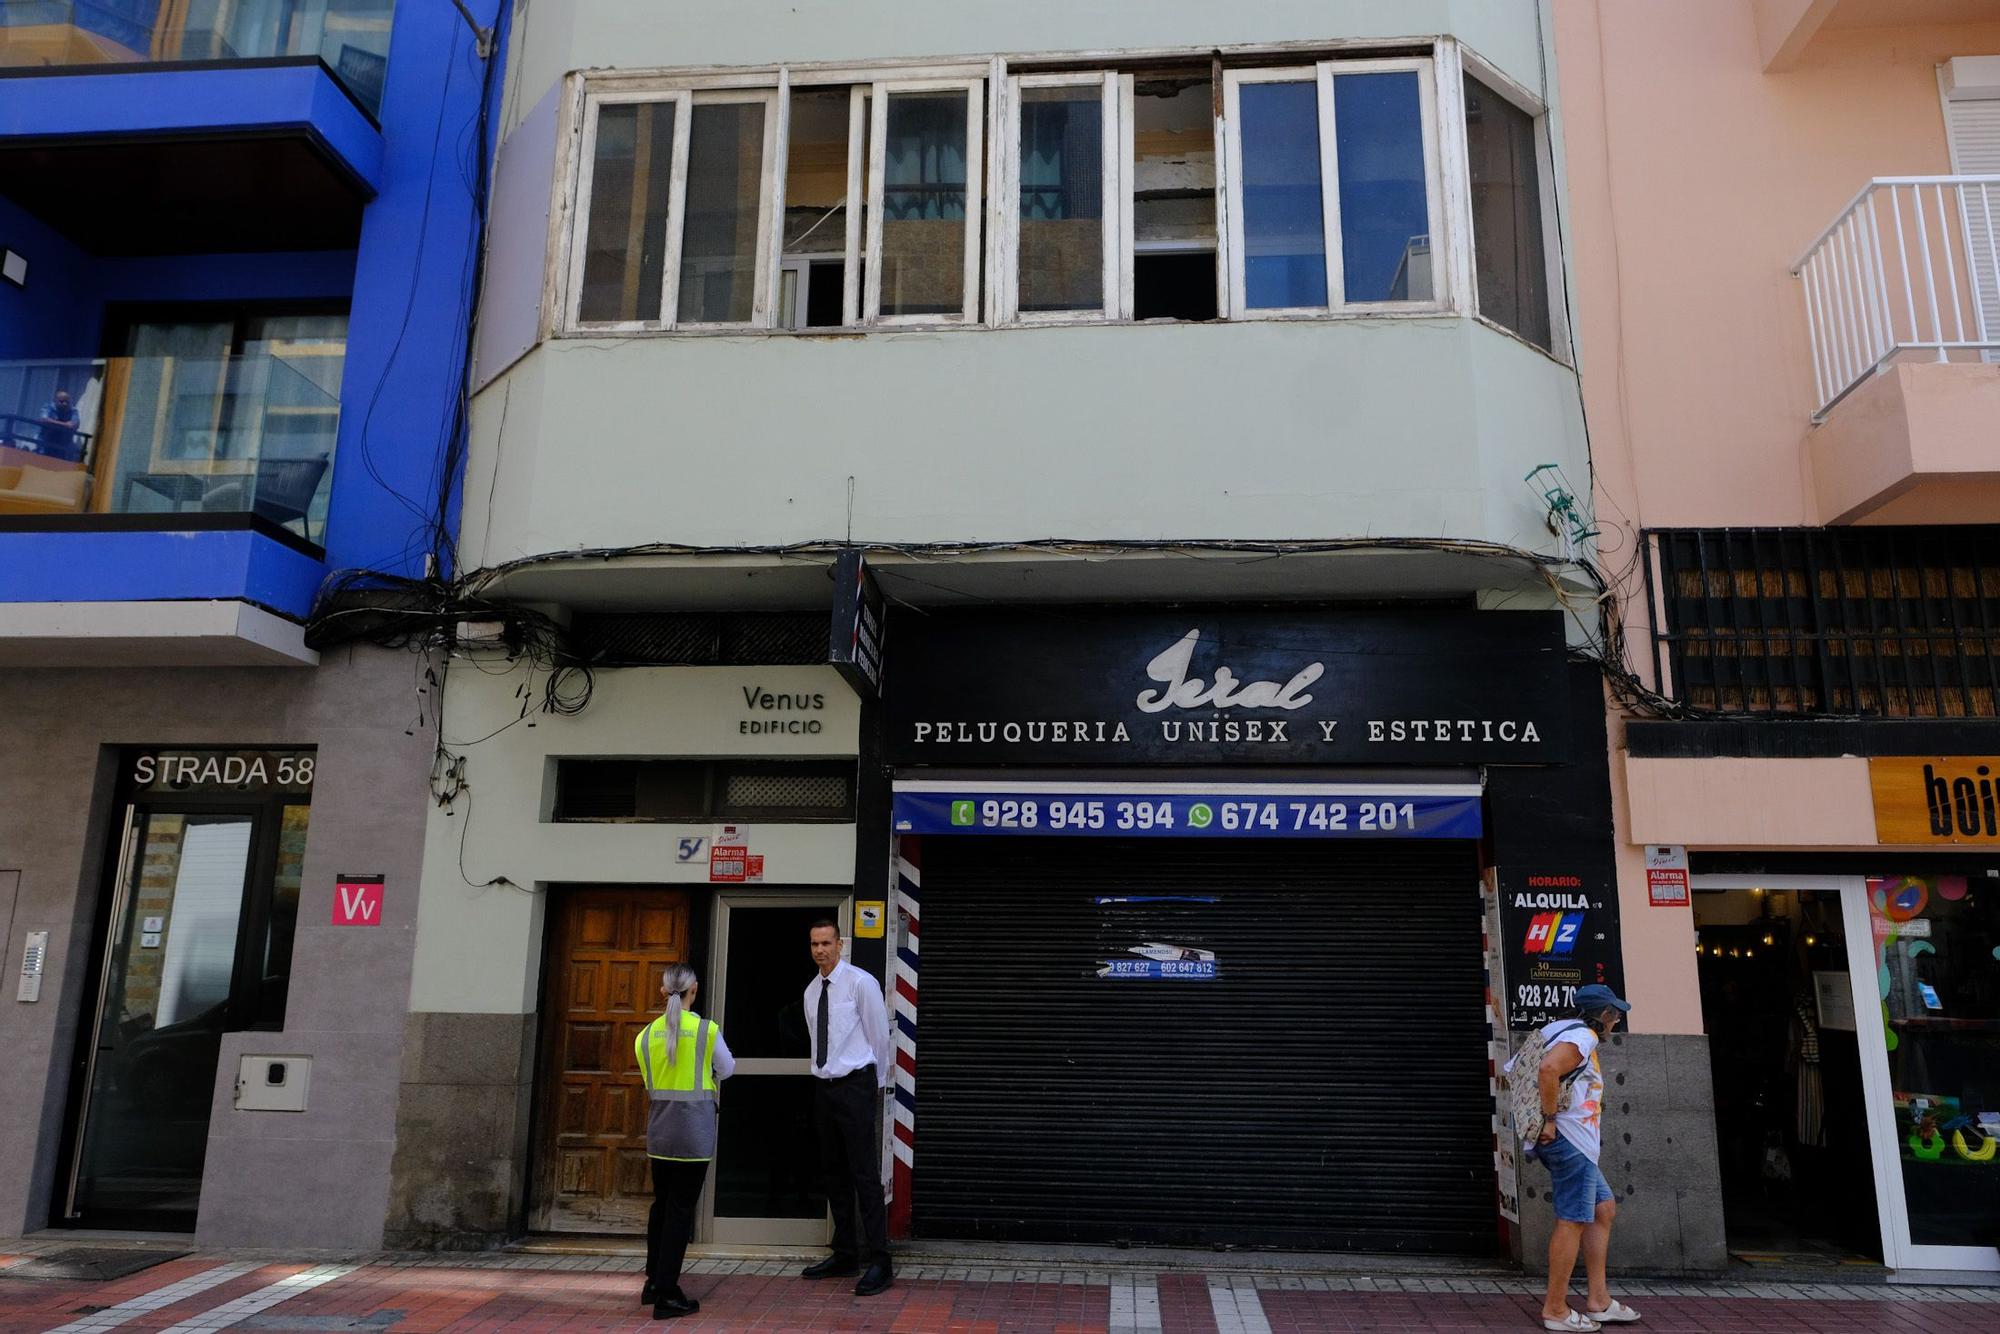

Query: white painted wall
462 317 1588 568
465 1 1584 571
502 0 1553 134
410 665 859 1014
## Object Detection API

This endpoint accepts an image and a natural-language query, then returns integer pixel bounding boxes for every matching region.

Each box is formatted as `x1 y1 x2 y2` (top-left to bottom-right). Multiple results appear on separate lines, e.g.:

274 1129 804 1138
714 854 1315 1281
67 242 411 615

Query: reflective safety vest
634 1009 720 1161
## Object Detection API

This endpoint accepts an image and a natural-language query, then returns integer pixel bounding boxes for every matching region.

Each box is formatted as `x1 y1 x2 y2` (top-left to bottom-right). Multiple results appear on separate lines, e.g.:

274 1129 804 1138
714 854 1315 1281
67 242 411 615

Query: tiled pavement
2 1244 1997 1334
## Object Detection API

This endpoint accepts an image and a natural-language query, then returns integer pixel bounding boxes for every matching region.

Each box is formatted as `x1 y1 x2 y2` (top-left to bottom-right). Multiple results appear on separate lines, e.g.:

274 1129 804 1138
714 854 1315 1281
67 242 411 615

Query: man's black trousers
646 1157 709 1293
813 1068 888 1263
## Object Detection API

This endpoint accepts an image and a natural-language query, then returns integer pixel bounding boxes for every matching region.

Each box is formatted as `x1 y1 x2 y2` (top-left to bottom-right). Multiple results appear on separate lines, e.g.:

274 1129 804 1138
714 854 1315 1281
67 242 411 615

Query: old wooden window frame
557 42 1516 336
996 71 1123 324
565 86 781 331
864 76 987 326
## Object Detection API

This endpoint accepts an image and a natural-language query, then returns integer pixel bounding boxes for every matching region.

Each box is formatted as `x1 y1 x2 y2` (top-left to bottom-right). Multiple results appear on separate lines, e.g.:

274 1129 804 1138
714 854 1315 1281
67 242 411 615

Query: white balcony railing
1792 176 2000 421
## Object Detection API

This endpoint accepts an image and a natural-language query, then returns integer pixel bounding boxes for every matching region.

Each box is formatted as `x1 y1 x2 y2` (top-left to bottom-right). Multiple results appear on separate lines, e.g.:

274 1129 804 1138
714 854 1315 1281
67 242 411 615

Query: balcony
0 0 393 115
0 2 387 254
1792 176 2000 524
0 350 339 541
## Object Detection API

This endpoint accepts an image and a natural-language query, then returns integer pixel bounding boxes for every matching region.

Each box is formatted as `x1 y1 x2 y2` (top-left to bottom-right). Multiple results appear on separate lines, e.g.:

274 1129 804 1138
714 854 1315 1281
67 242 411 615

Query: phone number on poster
891 791 1482 839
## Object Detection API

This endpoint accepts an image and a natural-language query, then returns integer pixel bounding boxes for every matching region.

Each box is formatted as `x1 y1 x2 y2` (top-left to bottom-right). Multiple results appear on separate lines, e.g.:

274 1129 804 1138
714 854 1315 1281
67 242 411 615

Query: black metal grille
571 613 826 665
1649 527 2000 717
555 760 855 822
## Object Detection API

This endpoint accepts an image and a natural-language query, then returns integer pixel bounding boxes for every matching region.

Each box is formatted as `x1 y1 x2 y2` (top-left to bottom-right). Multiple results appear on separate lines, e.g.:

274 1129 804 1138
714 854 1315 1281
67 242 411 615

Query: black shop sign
883 608 1567 765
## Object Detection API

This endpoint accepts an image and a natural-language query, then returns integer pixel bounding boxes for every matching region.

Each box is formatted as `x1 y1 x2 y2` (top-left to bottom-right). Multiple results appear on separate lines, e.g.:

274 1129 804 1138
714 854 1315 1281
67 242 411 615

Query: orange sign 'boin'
1869 758 2000 844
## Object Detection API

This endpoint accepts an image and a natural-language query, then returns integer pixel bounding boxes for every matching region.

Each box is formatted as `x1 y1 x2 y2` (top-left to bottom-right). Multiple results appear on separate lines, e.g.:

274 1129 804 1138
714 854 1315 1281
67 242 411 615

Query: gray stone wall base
385 1011 536 1249
1516 1032 1729 1274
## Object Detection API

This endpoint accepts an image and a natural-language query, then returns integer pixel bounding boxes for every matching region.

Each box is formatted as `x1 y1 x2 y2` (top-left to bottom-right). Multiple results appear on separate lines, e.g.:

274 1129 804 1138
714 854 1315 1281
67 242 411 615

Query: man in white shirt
799 918 893 1295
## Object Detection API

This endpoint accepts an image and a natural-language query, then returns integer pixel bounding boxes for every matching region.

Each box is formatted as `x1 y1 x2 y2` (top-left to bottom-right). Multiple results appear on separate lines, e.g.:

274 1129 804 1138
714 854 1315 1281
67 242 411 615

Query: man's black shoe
650 1294 698 1320
640 1280 655 1306
800 1255 861 1279
854 1260 894 1297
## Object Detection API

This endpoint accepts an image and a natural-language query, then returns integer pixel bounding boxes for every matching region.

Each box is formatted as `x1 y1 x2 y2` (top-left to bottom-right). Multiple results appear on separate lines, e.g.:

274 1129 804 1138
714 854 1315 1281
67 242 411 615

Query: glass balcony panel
0 349 340 541
0 0 394 115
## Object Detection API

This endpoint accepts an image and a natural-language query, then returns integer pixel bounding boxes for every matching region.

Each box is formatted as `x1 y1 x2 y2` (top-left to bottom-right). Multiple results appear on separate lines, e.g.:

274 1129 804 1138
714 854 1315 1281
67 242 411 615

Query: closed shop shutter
912 836 1497 1254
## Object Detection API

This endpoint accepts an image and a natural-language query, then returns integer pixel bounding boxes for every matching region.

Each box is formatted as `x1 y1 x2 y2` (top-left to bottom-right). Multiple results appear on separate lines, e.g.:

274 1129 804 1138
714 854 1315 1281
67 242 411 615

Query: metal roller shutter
912 836 1497 1254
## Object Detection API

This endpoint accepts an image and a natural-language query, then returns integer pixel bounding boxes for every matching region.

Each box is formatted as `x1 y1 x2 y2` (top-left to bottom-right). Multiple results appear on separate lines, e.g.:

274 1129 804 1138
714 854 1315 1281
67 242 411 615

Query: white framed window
997 72 1121 323
566 87 780 331
1222 58 1446 317
865 78 985 324
558 46 1533 336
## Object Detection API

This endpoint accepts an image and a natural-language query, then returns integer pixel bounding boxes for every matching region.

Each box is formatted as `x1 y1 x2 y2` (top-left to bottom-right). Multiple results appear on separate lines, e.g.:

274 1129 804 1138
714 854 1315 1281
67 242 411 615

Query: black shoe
801 1254 861 1279
854 1260 894 1296
651 1295 698 1320
640 1280 655 1306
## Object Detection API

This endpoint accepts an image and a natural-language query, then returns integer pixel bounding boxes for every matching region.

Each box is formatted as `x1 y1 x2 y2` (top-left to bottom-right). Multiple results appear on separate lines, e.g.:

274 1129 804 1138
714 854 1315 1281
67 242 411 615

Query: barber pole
888 840 921 1238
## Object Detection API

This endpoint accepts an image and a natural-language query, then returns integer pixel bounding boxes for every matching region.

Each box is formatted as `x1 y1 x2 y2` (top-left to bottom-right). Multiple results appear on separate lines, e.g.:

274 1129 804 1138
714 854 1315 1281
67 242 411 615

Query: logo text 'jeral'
1135 630 1323 713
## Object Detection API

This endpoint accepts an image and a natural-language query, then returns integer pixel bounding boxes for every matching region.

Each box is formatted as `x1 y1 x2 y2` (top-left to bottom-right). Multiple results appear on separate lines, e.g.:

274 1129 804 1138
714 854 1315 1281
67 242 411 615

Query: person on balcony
34 391 81 462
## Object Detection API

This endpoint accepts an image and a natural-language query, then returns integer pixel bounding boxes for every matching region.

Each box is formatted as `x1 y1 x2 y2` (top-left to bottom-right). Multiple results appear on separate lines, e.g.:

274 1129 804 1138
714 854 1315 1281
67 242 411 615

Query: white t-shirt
1545 1021 1605 1162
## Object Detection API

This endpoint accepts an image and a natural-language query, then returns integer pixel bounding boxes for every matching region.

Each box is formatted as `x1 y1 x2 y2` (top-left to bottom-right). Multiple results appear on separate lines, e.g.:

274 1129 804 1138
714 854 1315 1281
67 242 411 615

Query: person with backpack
1511 984 1640 1332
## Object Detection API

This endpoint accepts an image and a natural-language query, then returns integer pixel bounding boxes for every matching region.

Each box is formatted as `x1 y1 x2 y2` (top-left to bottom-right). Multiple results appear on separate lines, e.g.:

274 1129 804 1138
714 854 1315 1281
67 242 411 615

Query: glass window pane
579 102 675 324
1333 71 1431 303
715 1074 828 1219
1018 86 1104 314
1869 875 2000 1248
1237 81 1326 310
784 88 853 254
679 101 767 324
721 903 842 1059
1464 75 1552 349
880 91 970 317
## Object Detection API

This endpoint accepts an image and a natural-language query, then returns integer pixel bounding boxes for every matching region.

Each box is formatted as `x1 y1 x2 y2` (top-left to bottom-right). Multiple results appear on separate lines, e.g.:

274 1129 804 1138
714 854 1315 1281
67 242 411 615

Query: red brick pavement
2 1257 1998 1334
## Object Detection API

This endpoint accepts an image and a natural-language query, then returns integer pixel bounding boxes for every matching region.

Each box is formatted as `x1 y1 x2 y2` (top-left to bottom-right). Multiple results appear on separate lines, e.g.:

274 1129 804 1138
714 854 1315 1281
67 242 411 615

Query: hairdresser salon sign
884 608 1567 765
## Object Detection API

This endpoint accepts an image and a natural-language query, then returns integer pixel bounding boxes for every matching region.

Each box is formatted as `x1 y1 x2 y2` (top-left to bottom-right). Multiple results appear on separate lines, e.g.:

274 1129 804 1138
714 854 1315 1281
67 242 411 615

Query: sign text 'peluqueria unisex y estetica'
882 608 1567 765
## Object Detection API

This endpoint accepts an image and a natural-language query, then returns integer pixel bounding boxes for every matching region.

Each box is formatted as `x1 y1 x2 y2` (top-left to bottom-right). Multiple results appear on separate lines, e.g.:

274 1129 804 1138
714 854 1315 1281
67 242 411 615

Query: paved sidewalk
3 1244 1997 1333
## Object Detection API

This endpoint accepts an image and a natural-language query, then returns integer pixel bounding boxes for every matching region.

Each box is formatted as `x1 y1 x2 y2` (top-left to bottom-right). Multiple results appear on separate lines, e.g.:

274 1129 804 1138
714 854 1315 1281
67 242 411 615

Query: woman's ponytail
659 963 698 1065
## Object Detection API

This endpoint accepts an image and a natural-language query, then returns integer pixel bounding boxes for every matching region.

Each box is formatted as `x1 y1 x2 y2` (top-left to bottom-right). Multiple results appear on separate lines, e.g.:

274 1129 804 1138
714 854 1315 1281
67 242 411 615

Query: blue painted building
0 0 508 1249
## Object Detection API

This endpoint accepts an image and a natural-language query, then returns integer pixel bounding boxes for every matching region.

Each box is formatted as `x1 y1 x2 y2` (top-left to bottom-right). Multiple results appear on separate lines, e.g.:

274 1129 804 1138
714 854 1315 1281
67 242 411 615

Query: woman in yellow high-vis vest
634 962 734 1320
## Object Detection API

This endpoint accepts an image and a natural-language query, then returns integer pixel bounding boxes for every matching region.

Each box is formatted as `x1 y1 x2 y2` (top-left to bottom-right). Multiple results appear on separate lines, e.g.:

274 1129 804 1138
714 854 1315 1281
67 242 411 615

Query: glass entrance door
1852 874 2000 1271
1695 874 2000 1273
705 894 850 1245
67 810 257 1229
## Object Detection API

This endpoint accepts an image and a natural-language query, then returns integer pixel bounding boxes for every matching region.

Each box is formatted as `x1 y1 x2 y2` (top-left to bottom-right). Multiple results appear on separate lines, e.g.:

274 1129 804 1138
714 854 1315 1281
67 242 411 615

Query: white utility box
235 1055 312 1112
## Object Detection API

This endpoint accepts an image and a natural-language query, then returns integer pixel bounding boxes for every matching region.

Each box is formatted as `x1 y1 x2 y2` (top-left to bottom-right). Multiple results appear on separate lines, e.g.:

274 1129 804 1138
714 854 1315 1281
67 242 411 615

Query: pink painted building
1560 0 2000 1274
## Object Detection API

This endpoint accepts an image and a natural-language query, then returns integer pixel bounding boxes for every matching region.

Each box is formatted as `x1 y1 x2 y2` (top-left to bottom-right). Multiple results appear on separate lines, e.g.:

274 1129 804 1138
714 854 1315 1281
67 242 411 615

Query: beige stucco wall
1558 1 2000 1035
1559 1 2000 535
1810 362 2000 522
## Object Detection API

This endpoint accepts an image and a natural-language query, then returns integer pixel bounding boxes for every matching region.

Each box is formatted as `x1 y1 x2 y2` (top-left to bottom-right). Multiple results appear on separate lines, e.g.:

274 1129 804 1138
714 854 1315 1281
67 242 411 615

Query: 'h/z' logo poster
1496 868 1624 1031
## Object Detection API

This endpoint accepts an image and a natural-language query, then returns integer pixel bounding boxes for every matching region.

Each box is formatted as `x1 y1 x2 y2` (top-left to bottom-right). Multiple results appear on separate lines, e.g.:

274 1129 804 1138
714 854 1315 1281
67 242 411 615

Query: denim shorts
1537 1132 1614 1223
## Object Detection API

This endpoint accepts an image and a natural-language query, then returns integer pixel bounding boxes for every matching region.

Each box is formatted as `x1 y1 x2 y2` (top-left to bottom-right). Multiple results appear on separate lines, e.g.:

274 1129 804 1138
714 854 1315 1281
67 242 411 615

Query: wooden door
531 887 691 1233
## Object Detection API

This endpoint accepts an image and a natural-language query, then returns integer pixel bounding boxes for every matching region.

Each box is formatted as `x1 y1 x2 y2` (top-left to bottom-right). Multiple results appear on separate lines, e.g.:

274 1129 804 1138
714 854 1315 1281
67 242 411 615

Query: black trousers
813 1069 889 1263
646 1157 710 1293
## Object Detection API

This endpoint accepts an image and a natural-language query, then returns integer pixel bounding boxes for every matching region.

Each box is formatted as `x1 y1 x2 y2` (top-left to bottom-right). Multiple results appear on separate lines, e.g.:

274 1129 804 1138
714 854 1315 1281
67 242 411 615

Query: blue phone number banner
892 790 1482 839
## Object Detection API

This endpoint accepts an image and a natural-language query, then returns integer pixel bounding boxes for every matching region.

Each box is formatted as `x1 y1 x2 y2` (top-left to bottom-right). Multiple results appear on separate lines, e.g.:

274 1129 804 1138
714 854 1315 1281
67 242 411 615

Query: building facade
380 0 1731 1268
1562 0 2000 1275
0 1 506 1248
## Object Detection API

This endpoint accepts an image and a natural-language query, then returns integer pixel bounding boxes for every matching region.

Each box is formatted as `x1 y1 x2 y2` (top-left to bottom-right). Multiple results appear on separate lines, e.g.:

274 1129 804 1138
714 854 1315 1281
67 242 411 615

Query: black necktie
816 977 830 1069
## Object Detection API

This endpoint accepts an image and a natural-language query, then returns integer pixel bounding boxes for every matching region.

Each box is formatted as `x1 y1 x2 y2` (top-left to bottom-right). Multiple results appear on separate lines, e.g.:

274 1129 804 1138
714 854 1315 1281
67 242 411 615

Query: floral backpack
1504 1019 1591 1147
